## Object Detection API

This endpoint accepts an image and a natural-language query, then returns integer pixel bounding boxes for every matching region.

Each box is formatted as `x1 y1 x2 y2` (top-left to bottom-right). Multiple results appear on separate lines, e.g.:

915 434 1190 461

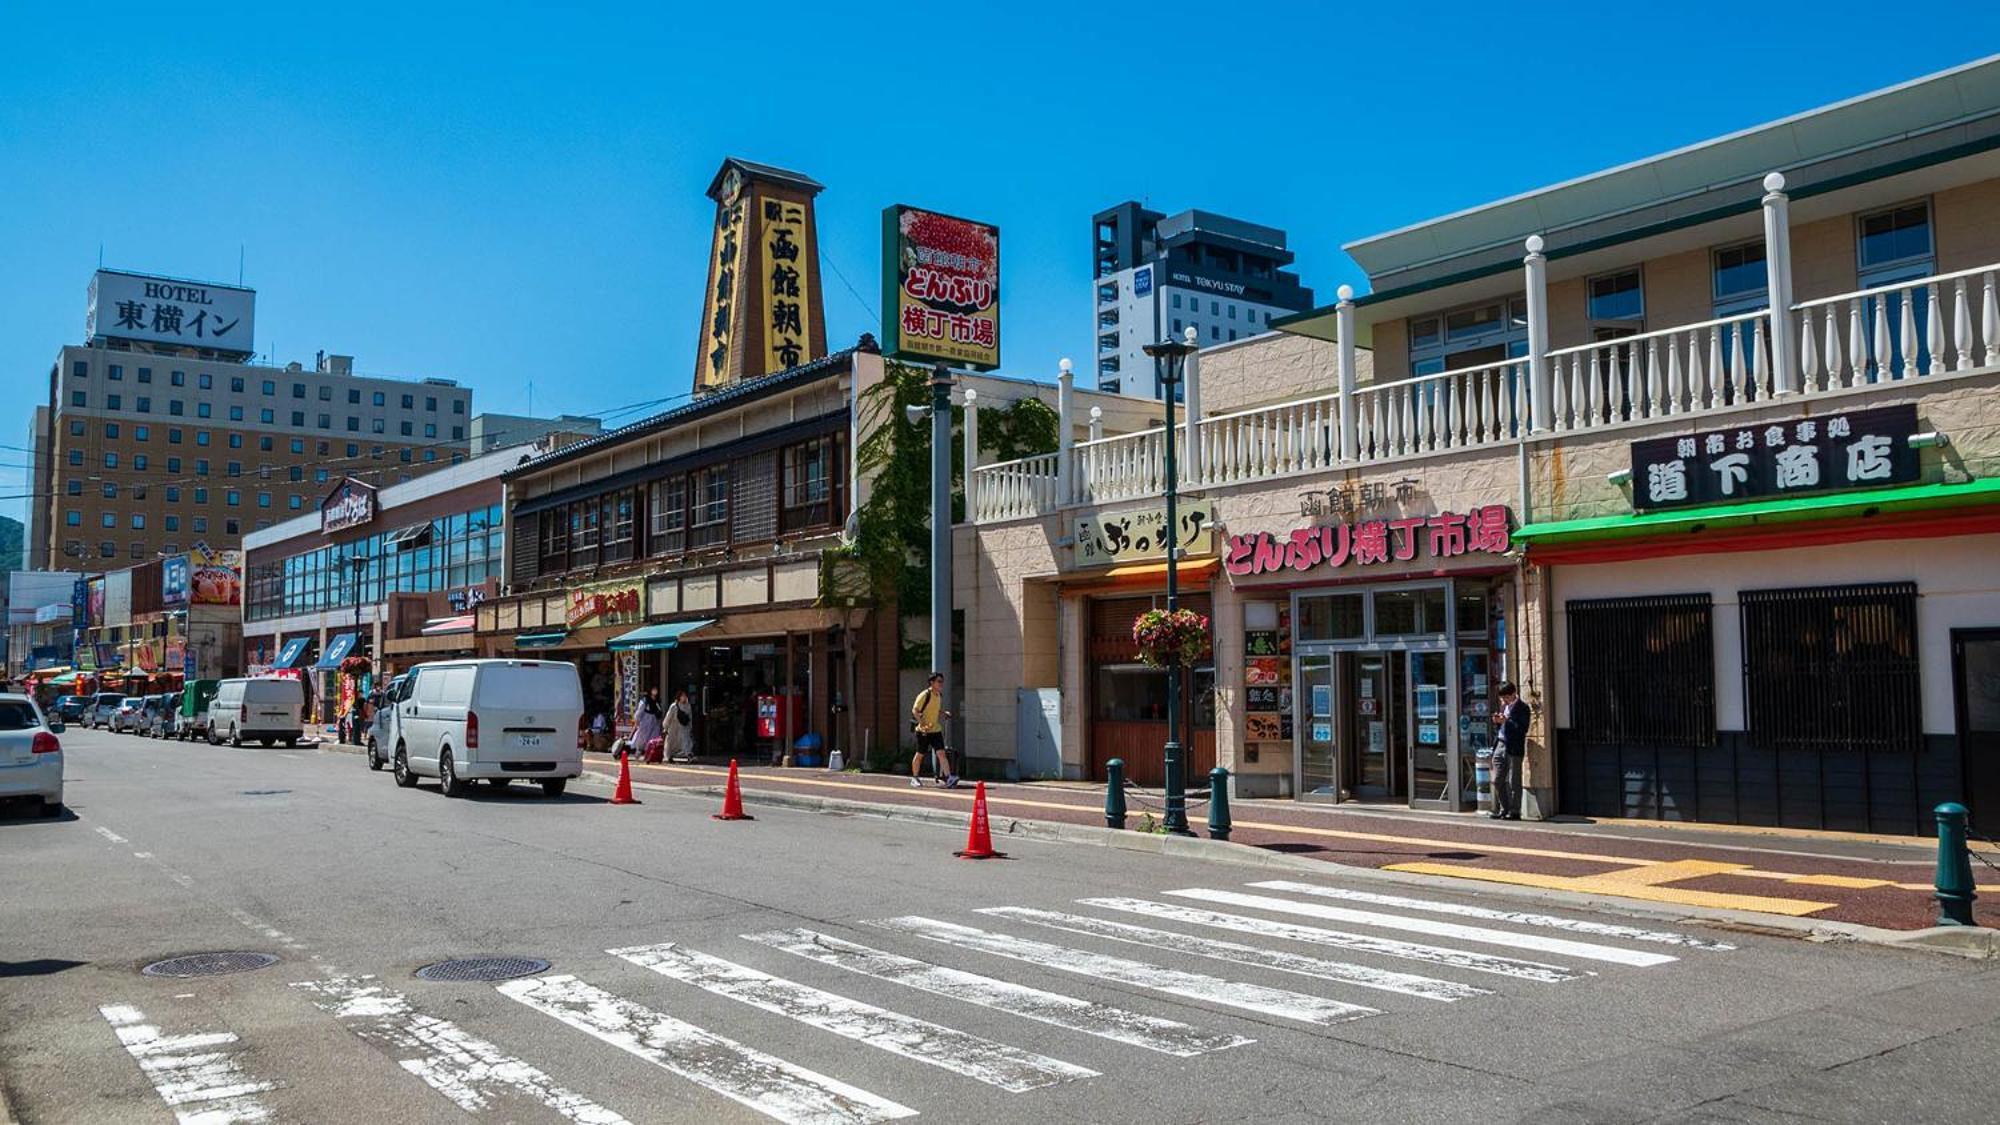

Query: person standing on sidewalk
663 689 695 763
1490 681 1530 820
910 672 957 789
633 687 666 764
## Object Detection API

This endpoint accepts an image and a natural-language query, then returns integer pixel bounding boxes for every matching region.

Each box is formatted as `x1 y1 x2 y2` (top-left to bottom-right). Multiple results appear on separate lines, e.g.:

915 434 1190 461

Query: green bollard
1934 802 1978 927
1208 766 1232 842
1105 758 1127 830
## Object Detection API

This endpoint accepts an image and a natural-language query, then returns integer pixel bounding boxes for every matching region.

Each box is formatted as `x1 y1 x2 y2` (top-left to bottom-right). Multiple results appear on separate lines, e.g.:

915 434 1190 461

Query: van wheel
540 779 567 798
283 737 297 748
366 738 382 770
438 750 466 798
393 747 417 788
229 725 242 748
258 738 273 748
40 798 63 818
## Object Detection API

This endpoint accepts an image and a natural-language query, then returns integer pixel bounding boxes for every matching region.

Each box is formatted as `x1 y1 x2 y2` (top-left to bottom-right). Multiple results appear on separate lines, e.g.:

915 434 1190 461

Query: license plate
516 734 542 748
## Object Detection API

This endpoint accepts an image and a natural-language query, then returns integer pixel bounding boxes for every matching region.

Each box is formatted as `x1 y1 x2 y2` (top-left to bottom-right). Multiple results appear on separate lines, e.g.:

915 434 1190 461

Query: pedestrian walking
664 689 695 763
909 672 957 788
1489 681 1530 820
633 687 666 763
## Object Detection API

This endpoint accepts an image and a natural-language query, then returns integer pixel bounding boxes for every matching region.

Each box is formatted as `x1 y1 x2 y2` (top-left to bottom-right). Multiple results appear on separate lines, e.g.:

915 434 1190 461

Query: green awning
607 619 715 652
514 630 571 649
1516 477 2000 547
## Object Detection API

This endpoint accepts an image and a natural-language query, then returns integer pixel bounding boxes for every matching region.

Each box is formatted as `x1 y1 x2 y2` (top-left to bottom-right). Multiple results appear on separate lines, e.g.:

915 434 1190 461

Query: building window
401 393 414 409
72 360 87 379
261 409 275 423
65 511 80 526
226 490 240 506
1711 241 1768 314
226 519 239 535
105 422 120 439
318 414 331 429
229 405 244 421
169 428 183 444
137 367 151 383
101 512 115 528
1210 326 1220 340
102 483 117 499
781 437 838 530
691 465 730 547
67 480 82 495
165 515 179 531
603 490 636 563
1740 582 1921 753
104 452 117 468
194 487 208 502
170 400 184 416
647 477 686 556
193 517 207 533
289 495 302 510
400 421 413 436
372 391 385 406
71 391 86 407
1170 293 1180 309
134 454 148 470
225 376 241 393
107 393 122 410
131 514 145 529
198 402 211 418
372 418 385 433
229 433 242 449
68 420 84 436
258 492 271 508
262 379 275 395
259 436 272 452
100 542 115 558
348 416 360 431
399 449 411 463
292 383 305 398
1587 268 1644 326
198 373 213 390
424 423 437 438
227 461 242 476
451 425 464 440
315 469 329 483
171 370 185 386
348 388 361 404
346 443 359 458
288 466 303 482
452 399 464 414
136 396 152 413
109 364 123 381
1857 201 1934 280
1566 595 1715 747
166 486 179 502
319 385 332 401
196 460 208 476
425 396 437 412
67 449 82 466
196 431 210 446
291 439 305 453
134 425 149 441
424 449 436 462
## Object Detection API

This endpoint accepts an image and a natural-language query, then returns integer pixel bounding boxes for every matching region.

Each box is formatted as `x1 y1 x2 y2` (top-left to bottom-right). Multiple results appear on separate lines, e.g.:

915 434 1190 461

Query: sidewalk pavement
579 755 2000 932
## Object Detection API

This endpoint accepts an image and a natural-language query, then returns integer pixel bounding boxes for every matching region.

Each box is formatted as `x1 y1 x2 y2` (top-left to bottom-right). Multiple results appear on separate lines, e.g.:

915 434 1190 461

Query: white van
206 677 307 748
389 659 584 798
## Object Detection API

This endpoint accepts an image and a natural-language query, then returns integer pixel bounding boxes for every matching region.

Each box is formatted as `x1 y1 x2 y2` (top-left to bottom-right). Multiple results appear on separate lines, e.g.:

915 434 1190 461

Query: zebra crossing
92 878 1734 1124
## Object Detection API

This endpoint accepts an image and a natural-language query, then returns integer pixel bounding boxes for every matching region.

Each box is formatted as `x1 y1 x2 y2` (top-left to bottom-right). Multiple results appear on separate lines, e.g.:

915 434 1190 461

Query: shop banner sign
162 554 191 607
566 583 642 628
1630 404 1919 511
1075 500 1214 568
321 477 377 533
882 205 1000 370
1224 505 1512 578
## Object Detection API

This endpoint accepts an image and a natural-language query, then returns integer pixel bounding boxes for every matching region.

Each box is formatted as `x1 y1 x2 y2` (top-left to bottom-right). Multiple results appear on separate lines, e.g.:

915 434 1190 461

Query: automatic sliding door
1298 655 1336 798
1408 650 1452 806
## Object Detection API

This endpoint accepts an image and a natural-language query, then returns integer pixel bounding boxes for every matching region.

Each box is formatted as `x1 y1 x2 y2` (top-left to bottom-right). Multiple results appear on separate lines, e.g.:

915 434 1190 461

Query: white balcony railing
965 258 2000 524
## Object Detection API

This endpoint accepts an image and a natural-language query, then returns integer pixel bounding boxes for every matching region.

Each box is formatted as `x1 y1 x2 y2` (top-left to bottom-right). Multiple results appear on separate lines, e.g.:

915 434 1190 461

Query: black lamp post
1142 331 1198 836
347 552 369 743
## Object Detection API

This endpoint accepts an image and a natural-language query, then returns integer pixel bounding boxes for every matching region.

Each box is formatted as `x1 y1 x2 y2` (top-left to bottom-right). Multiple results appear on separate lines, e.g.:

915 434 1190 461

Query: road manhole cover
416 957 551 982
142 952 281 978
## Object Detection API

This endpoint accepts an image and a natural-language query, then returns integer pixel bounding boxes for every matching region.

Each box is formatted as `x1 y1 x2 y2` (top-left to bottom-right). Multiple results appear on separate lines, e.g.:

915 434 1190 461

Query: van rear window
475 665 582 709
0 702 40 730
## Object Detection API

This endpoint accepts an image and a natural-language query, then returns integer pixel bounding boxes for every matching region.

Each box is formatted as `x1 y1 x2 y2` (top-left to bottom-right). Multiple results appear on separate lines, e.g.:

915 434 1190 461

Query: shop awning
514 630 570 649
607 619 716 652
419 614 476 636
272 637 311 670
45 670 80 686
386 521 435 550
311 633 358 670
1516 477 2000 549
1061 557 1219 589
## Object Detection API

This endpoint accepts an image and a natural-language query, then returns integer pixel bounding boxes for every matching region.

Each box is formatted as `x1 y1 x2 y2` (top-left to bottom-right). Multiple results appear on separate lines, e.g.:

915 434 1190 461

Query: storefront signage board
1076 500 1215 568
566 583 643 628
1225 505 1511 578
1629 404 1920 511
882 204 1000 370
321 478 377 533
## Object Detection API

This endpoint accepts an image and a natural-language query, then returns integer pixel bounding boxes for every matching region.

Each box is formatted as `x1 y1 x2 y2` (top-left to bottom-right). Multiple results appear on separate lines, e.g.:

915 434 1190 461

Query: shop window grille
1567 593 1715 747
1740 582 1920 753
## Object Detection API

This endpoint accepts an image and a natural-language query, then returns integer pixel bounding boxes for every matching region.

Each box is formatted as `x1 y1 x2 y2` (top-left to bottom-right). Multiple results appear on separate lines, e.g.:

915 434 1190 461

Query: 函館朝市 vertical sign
882 205 1000 370
760 195 815 374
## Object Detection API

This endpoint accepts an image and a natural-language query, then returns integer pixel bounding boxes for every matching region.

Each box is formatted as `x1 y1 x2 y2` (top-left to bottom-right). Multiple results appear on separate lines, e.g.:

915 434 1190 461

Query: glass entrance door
1298 655 1337 799
1344 653 1401 800
1408 649 1454 807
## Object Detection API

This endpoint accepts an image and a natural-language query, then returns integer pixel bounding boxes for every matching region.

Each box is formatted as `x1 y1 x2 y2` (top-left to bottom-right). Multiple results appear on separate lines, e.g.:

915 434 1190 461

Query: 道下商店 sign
1629 404 1920 511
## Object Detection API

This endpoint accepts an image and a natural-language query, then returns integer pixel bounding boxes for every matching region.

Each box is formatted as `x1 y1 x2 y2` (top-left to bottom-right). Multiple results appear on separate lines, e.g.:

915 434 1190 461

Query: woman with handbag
664 689 695 763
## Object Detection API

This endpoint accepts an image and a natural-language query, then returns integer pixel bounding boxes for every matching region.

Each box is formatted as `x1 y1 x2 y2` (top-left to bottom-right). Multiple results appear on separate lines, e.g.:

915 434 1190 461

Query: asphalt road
3 729 1997 1125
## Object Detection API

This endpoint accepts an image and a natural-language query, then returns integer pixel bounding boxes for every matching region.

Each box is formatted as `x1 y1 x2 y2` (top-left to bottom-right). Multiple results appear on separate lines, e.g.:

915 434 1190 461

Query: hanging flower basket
1132 608 1211 668
338 655 372 678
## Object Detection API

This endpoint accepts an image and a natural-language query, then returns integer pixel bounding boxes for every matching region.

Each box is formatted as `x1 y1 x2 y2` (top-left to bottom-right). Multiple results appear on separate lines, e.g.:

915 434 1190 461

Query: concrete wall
1195 332 1371 416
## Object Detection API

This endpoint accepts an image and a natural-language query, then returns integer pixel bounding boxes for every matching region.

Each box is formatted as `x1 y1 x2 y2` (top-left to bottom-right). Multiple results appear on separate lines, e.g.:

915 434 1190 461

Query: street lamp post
347 552 369 744
1141 329 1199 837
902 366 958 758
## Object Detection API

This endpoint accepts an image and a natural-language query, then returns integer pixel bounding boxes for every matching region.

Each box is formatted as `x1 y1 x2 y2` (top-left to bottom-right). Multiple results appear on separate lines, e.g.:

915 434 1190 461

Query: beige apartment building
960 56 2000 834
30 270 474 570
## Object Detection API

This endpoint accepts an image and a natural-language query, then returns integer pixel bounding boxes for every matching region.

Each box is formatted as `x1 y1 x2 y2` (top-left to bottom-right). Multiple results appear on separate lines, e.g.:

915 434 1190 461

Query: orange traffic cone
712 758 753 821
610 749 640 805
954 781 1005 859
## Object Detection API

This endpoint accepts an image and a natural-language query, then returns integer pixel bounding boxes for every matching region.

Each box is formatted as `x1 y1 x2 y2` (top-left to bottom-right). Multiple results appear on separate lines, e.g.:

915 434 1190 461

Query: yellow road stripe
1384 862 1836 916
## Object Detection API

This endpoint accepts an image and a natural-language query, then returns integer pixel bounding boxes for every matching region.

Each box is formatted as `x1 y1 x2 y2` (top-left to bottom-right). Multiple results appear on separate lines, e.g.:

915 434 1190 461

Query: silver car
0 693 64 817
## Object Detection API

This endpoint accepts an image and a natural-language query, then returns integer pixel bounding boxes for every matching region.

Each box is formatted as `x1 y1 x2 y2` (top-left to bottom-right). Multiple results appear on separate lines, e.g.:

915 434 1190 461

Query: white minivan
389 659 584 798
206 677 307 747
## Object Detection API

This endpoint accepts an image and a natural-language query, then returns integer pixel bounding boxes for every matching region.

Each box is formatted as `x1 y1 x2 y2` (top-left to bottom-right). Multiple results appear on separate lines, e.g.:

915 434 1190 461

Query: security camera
904 404 931 425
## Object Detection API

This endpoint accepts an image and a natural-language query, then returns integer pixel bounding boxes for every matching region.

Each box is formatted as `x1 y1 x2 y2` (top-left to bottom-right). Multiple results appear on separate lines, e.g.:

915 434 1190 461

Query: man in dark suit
1490 681 1530 820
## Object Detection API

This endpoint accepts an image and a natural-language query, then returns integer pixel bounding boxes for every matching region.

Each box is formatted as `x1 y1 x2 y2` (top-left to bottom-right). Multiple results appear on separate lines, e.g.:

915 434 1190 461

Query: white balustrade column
1523 235 1553 433
1761 172 1799 395
1180 326 1203 484
962 387 980 518
1055 358 1075 504
1336 284 1358 461
1088 405 1103 442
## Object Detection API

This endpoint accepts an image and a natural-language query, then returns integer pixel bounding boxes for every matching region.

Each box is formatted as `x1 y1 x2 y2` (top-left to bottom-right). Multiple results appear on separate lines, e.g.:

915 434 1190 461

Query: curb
576 769 1998 959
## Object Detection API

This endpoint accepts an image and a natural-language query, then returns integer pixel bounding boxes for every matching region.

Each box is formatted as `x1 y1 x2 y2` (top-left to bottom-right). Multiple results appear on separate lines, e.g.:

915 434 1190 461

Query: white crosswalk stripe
866 915 1379 1025
1078 896 1585 982
499 973 917 1125
293 975 629 1124
1166 888 1680 967
979 906 1489 1001
1246 880 1738 951
743 927 1253 1057
98 1003 277 1124
612 941 1098 1091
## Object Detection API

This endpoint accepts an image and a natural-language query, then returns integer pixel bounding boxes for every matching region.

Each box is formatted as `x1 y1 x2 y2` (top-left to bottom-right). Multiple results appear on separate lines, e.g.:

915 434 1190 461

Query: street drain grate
142 952 281 978
416 957 551 982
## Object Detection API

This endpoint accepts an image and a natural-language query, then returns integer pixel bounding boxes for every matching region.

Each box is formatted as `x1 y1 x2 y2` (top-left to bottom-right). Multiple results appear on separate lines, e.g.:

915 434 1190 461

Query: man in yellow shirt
910 672 957 788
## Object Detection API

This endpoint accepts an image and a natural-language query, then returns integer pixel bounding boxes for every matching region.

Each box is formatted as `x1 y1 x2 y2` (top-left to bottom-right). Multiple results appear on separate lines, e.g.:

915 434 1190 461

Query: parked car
52 695 89 724
206 677 306 748
144 694 180 738
365 674 406 771
0 693 64 817
109 696 147 733
86 692 124 729
389 659 584 797
177 680 220 742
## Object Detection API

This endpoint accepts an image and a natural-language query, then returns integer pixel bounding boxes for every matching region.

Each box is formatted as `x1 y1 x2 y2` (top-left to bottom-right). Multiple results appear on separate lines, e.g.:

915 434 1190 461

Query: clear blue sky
3 3 1996 527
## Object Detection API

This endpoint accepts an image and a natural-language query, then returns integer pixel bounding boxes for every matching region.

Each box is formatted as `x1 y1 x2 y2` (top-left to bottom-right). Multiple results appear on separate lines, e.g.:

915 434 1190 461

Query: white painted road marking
1079 897 1583 983
294 976 628 1124
1247 880 1738 951
1166 888 1678 968
866 916 1377 1026
981 906 1487 1002
499 973 916 1125
94 826 129 844
745 928 1252 1057
614 941 1096 1091
99 1003 275 1124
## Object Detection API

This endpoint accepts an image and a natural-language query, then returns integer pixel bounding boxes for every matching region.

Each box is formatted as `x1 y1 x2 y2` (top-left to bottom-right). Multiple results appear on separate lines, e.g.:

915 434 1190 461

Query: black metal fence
1740 582 1922 754
1567 593 1716 748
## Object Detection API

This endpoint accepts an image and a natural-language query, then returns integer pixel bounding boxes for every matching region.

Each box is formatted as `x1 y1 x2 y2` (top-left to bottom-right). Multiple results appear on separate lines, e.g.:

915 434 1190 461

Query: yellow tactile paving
1584 859 1749 886
1383 862 1837 916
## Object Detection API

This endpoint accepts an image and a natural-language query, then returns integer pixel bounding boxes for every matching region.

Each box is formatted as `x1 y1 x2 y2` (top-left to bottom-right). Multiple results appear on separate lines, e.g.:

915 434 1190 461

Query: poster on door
1246 658 1282 686
1246 713 1283 741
